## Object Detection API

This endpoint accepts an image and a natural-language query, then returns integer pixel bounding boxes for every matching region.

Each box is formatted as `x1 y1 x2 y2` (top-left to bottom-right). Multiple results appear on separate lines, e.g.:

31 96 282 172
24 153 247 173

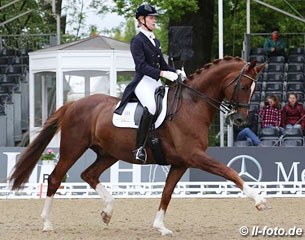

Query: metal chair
251 48 265 55
288 47 305 55
234 140 254 147
282 128 303 146
288 55 305 63
268 56 285 63
249 55 267 63
286 73 305 82
265 73 284 82
251 92 261 102
287 63 304 73
265 63 285 73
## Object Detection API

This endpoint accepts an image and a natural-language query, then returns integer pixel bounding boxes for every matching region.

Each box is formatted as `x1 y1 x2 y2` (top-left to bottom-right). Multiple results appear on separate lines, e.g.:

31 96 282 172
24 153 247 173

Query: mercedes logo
227 155 262 182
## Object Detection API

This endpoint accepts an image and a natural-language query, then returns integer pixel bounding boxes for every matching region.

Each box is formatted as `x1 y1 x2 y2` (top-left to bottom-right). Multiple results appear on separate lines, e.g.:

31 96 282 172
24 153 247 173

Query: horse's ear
246 60 257 72
254 62 267 74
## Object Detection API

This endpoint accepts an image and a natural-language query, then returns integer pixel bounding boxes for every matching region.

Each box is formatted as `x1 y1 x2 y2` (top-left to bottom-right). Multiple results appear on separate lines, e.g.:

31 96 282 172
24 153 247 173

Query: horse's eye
241 85 249 91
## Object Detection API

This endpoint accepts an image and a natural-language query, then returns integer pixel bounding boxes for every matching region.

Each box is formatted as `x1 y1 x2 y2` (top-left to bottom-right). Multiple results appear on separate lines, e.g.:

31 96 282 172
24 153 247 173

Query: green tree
64 0 87 37
124 17 136 42
0 0 64 35
213 0 305 58
102 1 216 74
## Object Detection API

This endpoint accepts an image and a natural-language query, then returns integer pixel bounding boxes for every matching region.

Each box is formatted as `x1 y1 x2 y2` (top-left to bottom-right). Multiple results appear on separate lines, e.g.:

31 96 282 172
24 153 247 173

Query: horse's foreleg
81 154 118 225
190 151 270 210
153 165 187 236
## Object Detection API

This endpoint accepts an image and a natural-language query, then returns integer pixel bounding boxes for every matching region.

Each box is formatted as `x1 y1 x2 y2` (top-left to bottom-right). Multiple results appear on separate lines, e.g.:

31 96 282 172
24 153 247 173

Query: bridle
223 63 257 110
167 63 257 120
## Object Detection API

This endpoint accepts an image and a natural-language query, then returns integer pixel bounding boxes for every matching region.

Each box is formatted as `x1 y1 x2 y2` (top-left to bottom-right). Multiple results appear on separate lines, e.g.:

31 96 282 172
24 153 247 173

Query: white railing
1 182 305 199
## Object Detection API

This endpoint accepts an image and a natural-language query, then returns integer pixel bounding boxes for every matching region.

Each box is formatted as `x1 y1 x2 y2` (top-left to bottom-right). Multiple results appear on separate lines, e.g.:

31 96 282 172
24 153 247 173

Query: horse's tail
9 102 74 190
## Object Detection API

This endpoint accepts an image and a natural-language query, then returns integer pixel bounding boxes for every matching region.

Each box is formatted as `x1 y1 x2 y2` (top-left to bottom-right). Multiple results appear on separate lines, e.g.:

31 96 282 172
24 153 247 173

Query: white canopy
29 35 135 146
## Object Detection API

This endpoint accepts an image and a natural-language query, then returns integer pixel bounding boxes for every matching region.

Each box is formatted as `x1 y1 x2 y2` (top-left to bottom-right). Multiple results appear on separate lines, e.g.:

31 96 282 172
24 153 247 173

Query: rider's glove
162 71 178 82
176 69 187 81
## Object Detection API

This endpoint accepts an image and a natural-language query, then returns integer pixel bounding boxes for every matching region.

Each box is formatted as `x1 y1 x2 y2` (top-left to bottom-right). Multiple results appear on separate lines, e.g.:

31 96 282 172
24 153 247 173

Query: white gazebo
29 35 135 146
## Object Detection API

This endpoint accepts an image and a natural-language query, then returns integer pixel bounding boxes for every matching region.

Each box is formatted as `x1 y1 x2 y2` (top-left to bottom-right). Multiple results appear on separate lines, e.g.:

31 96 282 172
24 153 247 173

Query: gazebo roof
34 35 130 52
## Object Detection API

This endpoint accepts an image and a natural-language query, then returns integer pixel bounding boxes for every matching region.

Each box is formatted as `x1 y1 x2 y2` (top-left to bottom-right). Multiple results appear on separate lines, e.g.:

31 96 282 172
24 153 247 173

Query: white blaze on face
247 80 256 115
250 81 256 102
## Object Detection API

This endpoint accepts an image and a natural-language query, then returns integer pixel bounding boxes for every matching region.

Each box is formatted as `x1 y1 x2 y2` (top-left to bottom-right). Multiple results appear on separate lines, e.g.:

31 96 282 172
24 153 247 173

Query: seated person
263 27 286 57
236 127 261 146
259 95 282 133
234 111 260 146
281 93 305 130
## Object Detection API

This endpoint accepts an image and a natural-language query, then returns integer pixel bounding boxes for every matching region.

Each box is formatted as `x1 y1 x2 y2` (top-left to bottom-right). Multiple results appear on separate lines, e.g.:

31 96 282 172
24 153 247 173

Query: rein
167 63 257 120
223 64 257 109
167 79 231 120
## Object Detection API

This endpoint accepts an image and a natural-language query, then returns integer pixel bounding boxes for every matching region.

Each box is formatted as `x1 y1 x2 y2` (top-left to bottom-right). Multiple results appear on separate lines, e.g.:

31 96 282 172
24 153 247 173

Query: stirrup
134 146 147 163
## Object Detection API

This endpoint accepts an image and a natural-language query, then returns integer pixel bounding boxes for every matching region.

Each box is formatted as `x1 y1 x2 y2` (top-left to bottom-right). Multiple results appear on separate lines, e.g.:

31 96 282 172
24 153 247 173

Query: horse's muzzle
231 112 247 126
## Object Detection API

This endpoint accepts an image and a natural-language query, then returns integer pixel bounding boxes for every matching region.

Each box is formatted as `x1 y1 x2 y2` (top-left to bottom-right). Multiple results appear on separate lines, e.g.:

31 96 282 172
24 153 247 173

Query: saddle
113 86 169 129
112 86 169 165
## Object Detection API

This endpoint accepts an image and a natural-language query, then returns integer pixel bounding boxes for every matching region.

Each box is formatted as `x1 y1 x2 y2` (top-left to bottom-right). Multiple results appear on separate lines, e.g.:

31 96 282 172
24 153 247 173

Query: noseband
167 63 257 120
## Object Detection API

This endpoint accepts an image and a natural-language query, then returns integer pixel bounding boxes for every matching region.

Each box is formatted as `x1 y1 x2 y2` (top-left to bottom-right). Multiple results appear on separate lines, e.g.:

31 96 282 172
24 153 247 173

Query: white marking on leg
96 183 114 223
243 183 267 208
153 209 173 236
41 196 54 232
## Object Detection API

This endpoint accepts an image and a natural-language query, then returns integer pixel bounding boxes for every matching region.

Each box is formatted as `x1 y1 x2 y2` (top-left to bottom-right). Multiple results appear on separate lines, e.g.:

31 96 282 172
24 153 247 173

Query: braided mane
188 56 245 80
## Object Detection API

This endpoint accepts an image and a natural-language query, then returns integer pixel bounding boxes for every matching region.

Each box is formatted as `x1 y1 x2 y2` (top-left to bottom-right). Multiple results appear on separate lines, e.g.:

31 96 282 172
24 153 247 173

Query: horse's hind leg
81 153 118 225
153 165 187 236
41 144 88 231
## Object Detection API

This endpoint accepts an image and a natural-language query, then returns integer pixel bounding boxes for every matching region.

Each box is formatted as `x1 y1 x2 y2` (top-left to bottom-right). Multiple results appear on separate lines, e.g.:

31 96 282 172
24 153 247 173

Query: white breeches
134 75 162 115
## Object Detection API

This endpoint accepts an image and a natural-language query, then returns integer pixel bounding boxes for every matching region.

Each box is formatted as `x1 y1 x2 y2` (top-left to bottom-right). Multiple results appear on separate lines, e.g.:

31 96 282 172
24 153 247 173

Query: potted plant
41 149 57 165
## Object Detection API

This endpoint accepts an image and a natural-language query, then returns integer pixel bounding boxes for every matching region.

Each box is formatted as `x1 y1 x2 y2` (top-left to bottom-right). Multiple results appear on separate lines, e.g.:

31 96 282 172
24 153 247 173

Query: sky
62 0 125 37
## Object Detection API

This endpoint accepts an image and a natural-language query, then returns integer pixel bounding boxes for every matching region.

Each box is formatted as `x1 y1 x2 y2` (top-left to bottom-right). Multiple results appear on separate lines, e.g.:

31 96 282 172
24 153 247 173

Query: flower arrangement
41 149 57 160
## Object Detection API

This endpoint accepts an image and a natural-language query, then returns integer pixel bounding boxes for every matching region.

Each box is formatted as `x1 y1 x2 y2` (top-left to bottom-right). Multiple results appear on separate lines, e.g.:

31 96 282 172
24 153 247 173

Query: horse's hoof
153 223 173 236
42 226 54 232
42 221 54 232
160 228 173 236
101 211 112 225
256 202 272 211
154 226 173 236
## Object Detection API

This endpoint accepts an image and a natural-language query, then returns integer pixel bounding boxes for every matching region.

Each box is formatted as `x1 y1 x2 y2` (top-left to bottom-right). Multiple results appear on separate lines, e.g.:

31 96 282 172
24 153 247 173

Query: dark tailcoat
115 32 175 114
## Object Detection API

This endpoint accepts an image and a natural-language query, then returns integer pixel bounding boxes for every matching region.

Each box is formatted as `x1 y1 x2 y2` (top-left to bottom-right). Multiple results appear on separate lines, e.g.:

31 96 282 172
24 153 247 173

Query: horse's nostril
235 118 243 125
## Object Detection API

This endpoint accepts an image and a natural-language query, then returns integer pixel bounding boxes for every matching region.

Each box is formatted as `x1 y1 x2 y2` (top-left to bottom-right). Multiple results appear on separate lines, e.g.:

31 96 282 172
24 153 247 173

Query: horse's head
223 61 265 126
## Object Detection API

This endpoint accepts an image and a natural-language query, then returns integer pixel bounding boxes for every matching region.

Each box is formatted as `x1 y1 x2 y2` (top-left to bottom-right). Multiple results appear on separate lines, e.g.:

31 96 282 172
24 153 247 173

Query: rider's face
141 15 157 31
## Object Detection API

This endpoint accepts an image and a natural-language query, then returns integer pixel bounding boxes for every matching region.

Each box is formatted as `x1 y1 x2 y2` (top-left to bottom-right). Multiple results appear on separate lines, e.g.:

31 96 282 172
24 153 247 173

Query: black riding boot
134 107 153 163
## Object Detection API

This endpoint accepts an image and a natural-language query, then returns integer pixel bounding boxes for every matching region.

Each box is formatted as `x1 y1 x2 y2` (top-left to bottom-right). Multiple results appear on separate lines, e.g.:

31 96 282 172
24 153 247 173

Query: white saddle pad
113 87 169 129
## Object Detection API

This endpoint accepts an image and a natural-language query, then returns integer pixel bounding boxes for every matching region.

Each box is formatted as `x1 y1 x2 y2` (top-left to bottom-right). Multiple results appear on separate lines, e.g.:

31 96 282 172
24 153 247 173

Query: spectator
236 127 261 146
263 27 286 57
259 95 282 132
234 111 261 146
281 93 305 130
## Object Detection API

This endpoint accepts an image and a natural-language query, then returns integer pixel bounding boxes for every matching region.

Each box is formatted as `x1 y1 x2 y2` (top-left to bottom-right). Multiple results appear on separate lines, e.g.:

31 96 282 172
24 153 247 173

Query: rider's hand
176 69 187 81
161 71 178 82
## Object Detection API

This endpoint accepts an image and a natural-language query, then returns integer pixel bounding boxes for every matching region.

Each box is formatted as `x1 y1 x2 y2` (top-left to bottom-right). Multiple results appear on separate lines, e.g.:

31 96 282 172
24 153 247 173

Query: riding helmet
135 4 158 19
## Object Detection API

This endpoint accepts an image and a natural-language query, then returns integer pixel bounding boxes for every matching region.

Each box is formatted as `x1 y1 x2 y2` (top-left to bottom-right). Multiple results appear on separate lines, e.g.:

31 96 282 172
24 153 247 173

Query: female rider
115 4 186 162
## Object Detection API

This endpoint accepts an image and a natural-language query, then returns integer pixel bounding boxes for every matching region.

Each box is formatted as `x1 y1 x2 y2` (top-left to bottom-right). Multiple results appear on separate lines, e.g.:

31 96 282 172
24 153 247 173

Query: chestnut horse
10 56 267 236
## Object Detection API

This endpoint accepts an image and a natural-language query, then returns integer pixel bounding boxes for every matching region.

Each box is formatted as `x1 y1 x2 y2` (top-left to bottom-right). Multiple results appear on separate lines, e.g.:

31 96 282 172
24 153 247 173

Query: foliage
41 149 57 160
110 0 198 20
97 0 198 47
0 0 51 34
64 0 87 37
213 0 305 58
124 17 136 42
